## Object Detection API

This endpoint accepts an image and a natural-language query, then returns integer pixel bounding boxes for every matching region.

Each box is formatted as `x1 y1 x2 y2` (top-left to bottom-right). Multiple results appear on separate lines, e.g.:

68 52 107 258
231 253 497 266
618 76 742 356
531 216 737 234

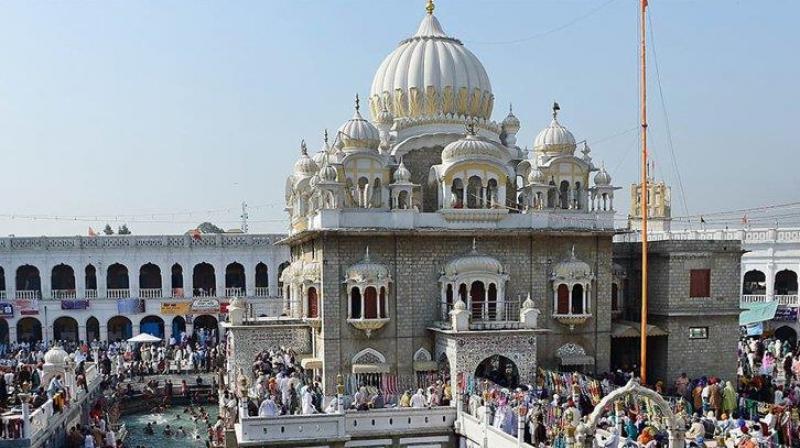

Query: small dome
293 140 319 177
594 165 612 186
44 345 69 366
527 166 548 185
393 159 412 183
444 242 504 277
319 156 338 183
502 105 520 133
345 247 391 284
337 96 380 151
533 103 576 155
441 128 507 165
551 247 594 282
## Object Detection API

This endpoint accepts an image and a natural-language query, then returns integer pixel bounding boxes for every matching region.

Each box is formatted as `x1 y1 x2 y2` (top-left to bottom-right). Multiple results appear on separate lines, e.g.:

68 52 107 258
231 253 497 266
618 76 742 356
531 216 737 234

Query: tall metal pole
639 0 649 384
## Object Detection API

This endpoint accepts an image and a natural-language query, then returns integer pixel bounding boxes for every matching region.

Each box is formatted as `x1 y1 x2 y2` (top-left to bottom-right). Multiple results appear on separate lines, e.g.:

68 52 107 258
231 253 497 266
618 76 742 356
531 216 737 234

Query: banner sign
161 302 191 315
61 300 90 310
746 322 764 337
774 306 798 322
13 298 39 316
0 302 13 318
191 298 219 315
219 302 229 314
117 298 145 314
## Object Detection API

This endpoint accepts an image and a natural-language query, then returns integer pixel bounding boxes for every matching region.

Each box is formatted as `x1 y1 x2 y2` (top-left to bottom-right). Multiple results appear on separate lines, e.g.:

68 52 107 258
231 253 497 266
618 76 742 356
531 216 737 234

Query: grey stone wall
310 231 615 393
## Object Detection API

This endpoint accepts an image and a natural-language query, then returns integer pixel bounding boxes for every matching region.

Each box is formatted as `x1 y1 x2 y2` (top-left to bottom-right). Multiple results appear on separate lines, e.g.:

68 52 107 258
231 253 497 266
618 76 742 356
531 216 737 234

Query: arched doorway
107 316 132 341
86 317 100 342
106 263 130 289
193 263 216 296
171 316 186 341
51 264 76 296
16 265 41 296
474 354 519 388
53 316 79 343
775 326 798 347
0 319 8 345
775 270 798 295
742 270 766 295
139 263 162 296
139 315 165 338
225 262 245 295
255 263 269 294
17 317 42 343
171 263 184 297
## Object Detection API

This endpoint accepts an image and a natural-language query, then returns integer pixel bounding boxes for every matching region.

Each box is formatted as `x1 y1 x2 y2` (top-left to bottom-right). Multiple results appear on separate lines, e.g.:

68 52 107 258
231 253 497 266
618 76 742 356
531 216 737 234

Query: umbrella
127 333 162 343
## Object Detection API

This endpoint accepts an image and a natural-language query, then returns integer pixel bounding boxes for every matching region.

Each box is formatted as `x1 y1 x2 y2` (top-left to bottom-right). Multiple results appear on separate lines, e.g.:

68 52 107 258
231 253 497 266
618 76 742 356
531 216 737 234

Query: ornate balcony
139 288 163 299
107 288 130 299
254 287 269 297
552 313 591 330
347 318 389 337
51 289 77 299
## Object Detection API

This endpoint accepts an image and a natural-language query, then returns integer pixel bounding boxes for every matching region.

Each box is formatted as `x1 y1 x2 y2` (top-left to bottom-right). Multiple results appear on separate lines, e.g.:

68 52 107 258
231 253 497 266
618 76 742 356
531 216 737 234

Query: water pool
121 404 219 448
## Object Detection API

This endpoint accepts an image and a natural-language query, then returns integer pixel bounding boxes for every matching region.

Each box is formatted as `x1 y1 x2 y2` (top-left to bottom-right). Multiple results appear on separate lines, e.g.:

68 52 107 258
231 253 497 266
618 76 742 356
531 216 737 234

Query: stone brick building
613 239 742 383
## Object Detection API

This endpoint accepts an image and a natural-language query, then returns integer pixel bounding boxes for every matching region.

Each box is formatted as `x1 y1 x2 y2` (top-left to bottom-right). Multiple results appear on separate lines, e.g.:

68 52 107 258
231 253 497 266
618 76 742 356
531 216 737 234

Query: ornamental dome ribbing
443 242 504 277
319 156 338 183
293 141 319 178
593 166 612 186
337 100 380 152
393 159 412 183
551 247 594 282
345 247 391 284
441 130 507 165
369 5 493 121
533 104 576 155
44 345 69 366
502 106 520 133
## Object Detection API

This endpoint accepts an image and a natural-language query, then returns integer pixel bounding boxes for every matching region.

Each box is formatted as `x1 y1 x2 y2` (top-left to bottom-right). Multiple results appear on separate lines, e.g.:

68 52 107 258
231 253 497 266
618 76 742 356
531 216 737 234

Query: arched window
487 283 498 319
350 287 362 319
139 263 162 294
574 181 582 209
371 178 383 208
357 177 370 208
85 265 97 295
458 283 467 302
193 263 215 296
557 284 569 314
559 180 570 209
277 261 290 291
15 265 41 294
171 264 184 297
467 176 483 209
255 263 269 291
397 190 409 210
547 180 557 208
572 284 584 314
486 178 499 208
742 270 766 295
364 286 378 319
51 264 75 298
451 178 464 208
106 263 129 289
775 270 798 295
470 281 485 318
225 262 245 294
446 284 453 306
307 287 319 319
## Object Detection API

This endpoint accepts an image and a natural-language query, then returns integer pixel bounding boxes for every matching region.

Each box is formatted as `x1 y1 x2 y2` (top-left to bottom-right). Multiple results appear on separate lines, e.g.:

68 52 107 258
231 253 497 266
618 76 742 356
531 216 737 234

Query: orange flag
88 227 97 237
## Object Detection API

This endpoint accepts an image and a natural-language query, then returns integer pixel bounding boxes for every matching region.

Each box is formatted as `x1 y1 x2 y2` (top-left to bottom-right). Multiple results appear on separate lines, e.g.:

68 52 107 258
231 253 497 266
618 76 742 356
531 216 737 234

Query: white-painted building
0 233 289 344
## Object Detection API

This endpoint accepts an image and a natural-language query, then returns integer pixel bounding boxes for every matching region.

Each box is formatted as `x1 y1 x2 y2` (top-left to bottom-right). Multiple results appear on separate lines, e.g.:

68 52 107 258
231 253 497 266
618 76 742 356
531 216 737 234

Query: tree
196 222 224 234
103 224 114 235
118 224 131 235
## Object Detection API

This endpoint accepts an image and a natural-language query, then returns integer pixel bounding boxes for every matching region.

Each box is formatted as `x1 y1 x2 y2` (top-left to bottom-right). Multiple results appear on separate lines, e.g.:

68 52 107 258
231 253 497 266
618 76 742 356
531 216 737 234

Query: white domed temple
242 0 620 397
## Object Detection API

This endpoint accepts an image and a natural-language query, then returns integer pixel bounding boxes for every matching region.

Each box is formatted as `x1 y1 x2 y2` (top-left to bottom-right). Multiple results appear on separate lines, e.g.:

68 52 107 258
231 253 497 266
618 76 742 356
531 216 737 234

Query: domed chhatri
345 247 391 284
44 344 69 366
441 128 508 165
527 166 548 185
337 95 380 152
594 164 612 186
533 102 577 155
443 240 504 277
369 2 493 121
293 140 319 178
393 158 412 184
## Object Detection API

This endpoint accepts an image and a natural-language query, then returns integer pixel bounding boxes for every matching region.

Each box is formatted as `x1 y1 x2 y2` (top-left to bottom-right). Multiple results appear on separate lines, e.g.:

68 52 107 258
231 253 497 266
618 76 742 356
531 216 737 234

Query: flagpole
639 0 649 385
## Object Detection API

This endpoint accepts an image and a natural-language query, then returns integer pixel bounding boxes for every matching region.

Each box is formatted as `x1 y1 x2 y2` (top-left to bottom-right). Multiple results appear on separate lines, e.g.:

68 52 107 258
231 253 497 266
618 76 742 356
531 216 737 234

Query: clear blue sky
0 0 797 236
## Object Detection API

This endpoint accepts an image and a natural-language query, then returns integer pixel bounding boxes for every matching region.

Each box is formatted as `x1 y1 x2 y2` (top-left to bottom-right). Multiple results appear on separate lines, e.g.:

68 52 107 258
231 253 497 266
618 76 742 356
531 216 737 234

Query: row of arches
442 281 500 321
1 314 220 344
448 176 502 209
0 262 272 297
743 269 798 295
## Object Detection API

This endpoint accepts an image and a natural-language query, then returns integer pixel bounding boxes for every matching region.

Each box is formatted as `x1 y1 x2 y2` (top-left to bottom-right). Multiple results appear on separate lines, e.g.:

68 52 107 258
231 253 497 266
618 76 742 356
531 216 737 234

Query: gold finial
426 0 435 15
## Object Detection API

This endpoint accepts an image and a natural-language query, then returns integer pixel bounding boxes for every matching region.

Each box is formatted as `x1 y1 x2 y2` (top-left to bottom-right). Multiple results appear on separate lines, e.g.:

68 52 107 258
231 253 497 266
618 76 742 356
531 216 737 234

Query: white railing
459 408 532 448
347 407 456 437
28 400 54 439
777 295 800 307
106 288 130 299
0 233 285 250
139 288 163 299
237 407 457 444
238 413 346 444
254 287 269 297
51 289 77 299
741 295 768 304
225 287 244 297
439 300 521 323
85 289 98 299
193 288 216 297
15 290 40 300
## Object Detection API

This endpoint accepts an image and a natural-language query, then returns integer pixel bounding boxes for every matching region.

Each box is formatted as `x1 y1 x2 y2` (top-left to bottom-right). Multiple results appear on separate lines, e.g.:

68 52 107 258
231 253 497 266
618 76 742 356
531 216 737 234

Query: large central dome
369 5 493 123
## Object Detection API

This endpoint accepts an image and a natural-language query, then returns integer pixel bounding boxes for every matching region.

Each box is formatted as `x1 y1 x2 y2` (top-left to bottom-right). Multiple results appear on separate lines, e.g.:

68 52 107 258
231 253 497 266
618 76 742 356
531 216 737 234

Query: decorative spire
324 129 329 146
426 0 435 15
552 101 560 119
509 103 513 114
300 139 308 155
355 93 360 112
